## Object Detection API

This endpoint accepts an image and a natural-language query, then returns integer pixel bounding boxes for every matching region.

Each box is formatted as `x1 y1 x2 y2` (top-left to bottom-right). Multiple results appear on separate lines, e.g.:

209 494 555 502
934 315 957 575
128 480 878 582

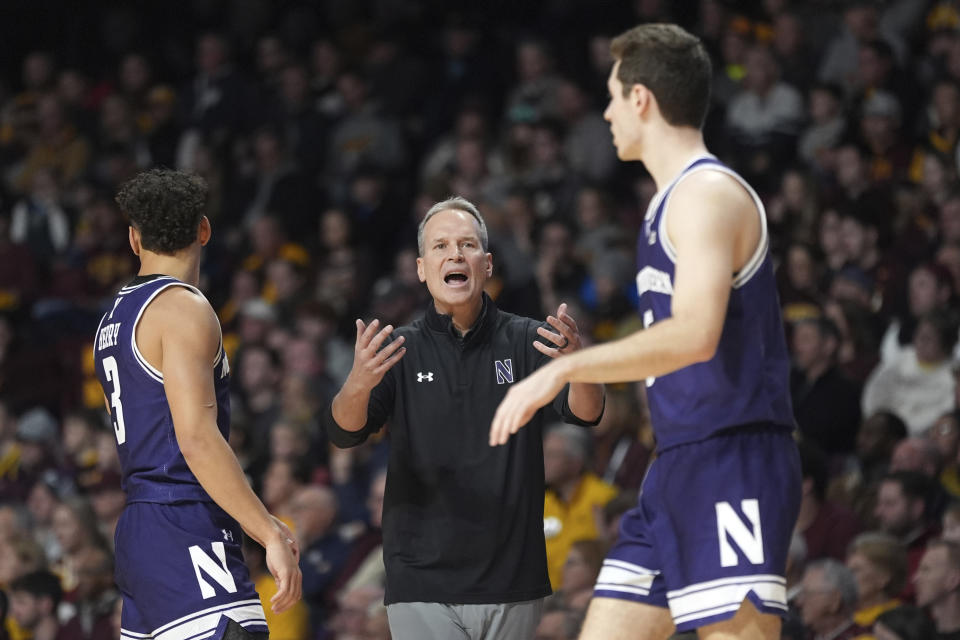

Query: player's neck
640 126 708 192
138 249 202 287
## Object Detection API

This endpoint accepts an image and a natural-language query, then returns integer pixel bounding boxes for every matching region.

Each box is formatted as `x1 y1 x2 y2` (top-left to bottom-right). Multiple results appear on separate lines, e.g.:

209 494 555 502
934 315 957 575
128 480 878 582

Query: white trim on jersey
94 312 109 354
119 276 177 294
171 282 225 368
667 574 787 626
595 559 660 597
147 599 265 640
130 284 174 383
654 159 769 290
120 630 152 639
130 281 223 383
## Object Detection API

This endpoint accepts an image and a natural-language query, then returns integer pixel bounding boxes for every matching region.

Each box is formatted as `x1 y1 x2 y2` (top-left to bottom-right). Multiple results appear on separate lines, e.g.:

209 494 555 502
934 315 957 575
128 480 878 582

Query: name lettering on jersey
495 359 514 385
715 499 765 567
416 371 434 382
97 323 122 351
188 542 238 599
636 266 673 297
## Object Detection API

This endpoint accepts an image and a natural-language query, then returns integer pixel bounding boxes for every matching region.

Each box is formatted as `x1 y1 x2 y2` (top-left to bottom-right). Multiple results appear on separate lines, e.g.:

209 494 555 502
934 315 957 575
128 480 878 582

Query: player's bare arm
490 171 756 445
331 317 406 432
140 286 302 613
534 302 604 423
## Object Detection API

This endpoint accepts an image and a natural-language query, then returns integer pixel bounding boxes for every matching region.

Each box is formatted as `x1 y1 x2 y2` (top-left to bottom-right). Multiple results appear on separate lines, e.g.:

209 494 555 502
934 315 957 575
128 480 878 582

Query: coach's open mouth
443 271 469 287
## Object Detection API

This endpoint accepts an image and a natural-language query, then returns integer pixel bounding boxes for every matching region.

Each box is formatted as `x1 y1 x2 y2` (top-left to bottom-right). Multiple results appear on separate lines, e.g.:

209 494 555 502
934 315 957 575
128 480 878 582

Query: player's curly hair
115 169 208 254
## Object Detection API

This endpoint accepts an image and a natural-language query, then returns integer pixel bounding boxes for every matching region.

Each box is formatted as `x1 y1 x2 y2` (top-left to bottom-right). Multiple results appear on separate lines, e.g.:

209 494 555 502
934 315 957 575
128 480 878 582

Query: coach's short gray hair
417 196 489 256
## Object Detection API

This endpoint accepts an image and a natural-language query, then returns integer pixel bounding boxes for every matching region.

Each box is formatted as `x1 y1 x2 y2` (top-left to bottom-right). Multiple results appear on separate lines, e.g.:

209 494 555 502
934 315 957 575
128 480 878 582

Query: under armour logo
495 359 514 385
417 372 434 382
648 231 657 245
222 529 234 542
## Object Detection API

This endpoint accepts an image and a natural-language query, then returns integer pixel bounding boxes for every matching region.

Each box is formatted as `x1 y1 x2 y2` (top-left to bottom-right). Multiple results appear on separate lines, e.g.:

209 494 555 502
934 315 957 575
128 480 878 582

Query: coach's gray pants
386 598 544 640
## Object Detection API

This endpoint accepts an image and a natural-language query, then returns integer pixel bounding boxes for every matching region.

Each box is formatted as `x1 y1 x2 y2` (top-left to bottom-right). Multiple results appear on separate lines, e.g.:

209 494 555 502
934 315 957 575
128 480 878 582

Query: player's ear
416 256 425 283
633 84 651 119
129 226 141 256
198 216 212 246
486 253 493 277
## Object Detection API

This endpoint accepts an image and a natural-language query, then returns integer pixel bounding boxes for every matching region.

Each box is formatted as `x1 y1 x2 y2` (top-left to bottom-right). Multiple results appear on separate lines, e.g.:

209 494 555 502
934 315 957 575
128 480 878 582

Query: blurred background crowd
0 0 960 638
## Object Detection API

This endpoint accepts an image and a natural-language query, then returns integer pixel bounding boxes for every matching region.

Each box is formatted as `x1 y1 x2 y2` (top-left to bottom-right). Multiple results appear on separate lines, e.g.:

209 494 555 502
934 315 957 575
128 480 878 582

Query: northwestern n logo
715 499 765 567
188 542 239 599
495 359 514 385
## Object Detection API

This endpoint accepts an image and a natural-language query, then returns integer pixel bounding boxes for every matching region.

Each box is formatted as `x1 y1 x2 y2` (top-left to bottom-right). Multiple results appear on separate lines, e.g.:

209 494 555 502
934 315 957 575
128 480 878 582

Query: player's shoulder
670 167 757 226
151 284 213 314
678 168 753 204
144 284 219 333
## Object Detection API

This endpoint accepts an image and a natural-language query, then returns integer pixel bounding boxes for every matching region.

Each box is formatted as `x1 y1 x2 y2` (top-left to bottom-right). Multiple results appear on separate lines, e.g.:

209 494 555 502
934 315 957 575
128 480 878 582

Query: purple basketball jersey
636 155 795 451
95 276 262 640
93 275 230 503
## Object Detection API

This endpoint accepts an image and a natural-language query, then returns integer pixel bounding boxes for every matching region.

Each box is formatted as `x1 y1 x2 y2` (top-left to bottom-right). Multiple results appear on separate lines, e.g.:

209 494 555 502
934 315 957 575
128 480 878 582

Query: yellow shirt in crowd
543 473 617 589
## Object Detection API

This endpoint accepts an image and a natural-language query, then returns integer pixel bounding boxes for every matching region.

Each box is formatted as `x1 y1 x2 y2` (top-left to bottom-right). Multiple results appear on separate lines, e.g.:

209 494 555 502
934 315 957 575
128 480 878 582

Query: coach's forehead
424 209 480 239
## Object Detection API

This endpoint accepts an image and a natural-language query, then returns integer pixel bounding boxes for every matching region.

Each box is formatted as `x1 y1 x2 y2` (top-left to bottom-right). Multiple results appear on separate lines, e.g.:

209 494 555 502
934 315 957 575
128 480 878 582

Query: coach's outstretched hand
490 303 587 446
534 303 583 358
348 318 406 391
331 318 407 433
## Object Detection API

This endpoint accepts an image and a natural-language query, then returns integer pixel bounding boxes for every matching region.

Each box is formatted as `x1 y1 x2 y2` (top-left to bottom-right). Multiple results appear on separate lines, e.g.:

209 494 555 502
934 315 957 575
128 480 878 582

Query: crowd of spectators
0 0 959 638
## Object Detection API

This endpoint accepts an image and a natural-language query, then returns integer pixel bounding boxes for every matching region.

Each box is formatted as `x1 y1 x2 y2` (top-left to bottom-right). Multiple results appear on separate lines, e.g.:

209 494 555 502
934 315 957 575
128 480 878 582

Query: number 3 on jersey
102 356 127 444
642 310 656 387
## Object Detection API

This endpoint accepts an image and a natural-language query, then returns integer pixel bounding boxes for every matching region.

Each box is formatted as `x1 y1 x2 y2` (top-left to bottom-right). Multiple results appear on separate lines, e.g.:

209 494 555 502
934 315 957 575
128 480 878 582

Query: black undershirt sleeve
552 383 604 427
323 368 396 448
532 319 605 427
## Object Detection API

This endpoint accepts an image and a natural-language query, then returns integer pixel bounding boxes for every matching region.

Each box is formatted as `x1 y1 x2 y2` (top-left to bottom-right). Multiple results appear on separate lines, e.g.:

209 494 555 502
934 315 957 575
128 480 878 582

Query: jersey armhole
132 283 222 382
657 165 768 289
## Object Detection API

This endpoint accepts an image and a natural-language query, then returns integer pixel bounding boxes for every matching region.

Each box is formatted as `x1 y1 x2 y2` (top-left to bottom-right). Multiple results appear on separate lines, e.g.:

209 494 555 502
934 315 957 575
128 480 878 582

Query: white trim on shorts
667 574 787 626
594 559 660 598
122 599 266 640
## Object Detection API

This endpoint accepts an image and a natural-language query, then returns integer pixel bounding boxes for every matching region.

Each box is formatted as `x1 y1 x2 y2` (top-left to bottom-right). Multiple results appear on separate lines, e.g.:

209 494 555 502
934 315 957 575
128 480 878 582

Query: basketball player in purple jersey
94 170 301 640
490 24 800 640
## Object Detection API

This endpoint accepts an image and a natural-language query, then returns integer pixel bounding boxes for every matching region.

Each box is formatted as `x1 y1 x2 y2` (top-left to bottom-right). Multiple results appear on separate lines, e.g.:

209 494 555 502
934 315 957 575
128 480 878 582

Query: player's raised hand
535 302 582 358
489 364 565 446
347 318 406 391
